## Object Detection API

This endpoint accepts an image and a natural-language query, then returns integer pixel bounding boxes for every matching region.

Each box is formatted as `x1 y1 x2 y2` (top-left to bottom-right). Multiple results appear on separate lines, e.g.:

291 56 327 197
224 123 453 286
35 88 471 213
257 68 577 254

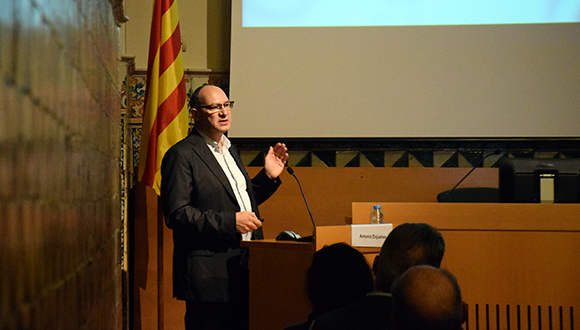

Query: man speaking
161 84 288 330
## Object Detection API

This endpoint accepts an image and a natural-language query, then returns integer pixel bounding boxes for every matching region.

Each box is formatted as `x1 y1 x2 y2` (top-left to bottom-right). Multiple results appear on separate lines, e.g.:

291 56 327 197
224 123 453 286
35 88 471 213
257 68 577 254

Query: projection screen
229 1 580 138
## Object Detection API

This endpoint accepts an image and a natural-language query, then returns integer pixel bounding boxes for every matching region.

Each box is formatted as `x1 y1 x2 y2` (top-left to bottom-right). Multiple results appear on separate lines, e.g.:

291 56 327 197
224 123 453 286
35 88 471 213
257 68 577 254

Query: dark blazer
160 128 281 302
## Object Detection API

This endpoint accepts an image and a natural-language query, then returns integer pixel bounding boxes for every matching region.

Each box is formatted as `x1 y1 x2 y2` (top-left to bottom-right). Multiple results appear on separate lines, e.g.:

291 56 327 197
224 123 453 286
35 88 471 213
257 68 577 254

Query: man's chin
218 124 231 133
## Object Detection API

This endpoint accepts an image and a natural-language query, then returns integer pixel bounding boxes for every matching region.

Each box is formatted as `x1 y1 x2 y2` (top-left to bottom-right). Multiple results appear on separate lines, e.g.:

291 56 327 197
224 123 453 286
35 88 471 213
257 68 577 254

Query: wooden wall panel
247 167 498 239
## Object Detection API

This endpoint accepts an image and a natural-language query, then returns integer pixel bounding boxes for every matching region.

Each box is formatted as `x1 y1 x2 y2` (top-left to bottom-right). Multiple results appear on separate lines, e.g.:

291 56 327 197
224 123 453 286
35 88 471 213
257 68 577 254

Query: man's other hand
264 142 289 179
236 211 262 234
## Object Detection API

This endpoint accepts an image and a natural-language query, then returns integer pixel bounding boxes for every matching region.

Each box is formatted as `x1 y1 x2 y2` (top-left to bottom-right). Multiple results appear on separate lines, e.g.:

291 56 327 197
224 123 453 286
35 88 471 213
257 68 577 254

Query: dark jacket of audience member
284 243 374 330
310 223 445 330
391 265 466 330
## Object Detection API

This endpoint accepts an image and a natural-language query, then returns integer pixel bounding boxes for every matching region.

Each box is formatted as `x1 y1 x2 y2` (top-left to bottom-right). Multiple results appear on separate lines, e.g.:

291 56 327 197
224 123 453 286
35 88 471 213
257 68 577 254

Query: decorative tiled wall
237 145 579 169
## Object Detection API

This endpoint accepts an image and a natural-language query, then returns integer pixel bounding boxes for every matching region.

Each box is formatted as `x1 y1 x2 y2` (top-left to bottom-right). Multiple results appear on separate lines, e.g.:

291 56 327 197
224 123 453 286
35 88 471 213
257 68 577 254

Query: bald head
392 266 465 330
188 84 232 142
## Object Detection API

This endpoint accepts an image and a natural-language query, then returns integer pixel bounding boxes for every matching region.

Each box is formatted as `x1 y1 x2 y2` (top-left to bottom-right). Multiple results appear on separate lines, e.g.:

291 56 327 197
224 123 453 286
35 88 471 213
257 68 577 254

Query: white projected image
243 0 580 27
231 0 580 138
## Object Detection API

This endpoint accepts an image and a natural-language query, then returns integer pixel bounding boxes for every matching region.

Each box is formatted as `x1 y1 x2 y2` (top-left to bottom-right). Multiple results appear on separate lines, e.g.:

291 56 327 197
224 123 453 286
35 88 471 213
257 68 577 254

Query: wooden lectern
240 239 313 330
243 203 580 330
240 226 357 330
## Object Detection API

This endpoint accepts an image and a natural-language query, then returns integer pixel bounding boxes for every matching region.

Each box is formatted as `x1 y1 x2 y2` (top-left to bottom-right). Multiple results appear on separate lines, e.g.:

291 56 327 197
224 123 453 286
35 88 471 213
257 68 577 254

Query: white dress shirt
198 129 254 241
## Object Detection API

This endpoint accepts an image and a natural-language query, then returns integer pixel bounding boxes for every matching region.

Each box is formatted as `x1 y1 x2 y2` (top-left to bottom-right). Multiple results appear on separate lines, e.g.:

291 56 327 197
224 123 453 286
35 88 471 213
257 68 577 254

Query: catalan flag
138 0 189 195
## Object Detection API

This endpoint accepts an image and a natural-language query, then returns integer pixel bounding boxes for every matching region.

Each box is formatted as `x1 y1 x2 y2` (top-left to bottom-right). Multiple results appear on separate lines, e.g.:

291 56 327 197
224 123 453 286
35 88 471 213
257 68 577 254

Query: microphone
439 150 501 202
286 167 315 242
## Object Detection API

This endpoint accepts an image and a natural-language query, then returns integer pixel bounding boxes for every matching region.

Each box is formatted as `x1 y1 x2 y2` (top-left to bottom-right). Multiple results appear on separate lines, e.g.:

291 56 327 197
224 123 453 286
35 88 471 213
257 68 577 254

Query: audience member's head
306 242 374 316
391 265 465 330
374 223 445 293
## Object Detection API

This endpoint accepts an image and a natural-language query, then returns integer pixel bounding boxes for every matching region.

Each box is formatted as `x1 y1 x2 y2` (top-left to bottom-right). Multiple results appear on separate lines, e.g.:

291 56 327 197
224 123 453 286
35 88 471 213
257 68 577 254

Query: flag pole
158 196 164 330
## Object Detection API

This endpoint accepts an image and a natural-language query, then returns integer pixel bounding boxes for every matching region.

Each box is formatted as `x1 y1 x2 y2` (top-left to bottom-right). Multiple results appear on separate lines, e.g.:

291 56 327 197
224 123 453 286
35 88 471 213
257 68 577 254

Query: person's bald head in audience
391 265 466 330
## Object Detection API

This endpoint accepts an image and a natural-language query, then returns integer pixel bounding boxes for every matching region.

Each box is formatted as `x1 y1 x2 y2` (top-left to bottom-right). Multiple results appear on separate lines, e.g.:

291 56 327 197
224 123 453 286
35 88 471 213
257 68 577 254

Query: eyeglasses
197 101 234 113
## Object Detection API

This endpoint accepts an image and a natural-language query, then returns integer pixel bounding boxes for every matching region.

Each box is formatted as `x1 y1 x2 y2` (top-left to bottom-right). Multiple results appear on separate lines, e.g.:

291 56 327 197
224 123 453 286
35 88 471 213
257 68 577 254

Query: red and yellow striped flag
138 0 189 195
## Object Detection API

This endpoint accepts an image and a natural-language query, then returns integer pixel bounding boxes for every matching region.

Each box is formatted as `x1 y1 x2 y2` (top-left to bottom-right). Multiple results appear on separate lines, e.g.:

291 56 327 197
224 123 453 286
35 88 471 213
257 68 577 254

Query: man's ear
190 108 198 121
461 301 468 325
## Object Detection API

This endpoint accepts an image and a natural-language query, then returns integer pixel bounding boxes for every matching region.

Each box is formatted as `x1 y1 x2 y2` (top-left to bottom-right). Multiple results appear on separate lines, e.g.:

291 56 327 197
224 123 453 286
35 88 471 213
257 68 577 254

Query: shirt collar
195 127 230 153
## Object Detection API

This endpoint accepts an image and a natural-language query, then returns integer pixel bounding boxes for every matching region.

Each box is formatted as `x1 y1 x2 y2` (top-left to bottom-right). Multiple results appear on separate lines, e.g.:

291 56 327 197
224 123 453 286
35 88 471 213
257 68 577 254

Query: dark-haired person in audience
391 265 466 330
285 243 374 330
310 223 445 330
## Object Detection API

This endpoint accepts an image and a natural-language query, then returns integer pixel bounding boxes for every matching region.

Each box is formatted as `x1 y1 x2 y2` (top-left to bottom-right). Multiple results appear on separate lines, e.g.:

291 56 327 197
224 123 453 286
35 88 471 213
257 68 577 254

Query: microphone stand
439 150 501 202
287 167 315 242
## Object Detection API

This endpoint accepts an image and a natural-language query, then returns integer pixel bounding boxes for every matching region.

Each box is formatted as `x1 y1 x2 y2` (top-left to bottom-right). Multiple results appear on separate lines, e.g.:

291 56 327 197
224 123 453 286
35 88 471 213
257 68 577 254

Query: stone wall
0 0 122 329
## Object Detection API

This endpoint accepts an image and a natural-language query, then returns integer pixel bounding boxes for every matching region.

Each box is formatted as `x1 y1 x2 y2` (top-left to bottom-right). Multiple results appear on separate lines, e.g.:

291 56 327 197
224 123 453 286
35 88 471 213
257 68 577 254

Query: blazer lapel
186 130 237 202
